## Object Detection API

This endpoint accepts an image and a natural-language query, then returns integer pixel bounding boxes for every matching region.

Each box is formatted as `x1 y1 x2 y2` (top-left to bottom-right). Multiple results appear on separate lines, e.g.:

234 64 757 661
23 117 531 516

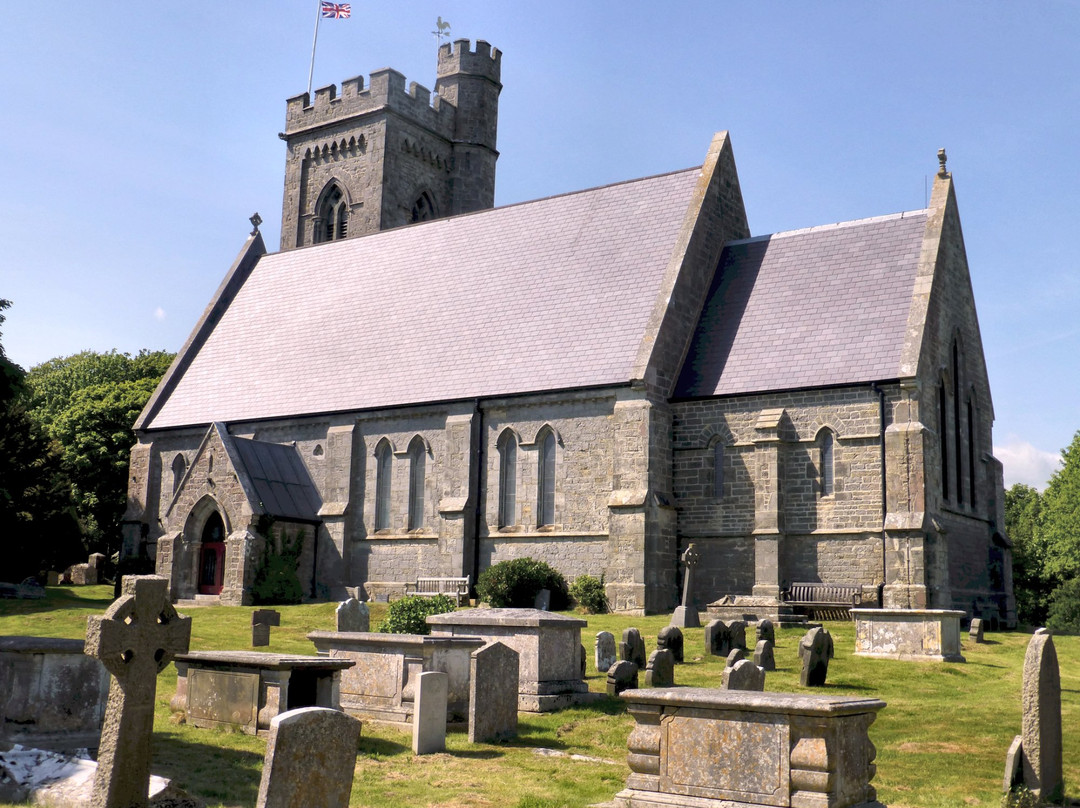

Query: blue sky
1 2 1076 490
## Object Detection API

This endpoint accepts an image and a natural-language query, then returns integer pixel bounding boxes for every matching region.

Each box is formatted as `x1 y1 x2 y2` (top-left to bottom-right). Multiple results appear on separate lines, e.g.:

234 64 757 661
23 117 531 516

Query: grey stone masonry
256 707 362 808
616 688 884 808
1020 629 1062 802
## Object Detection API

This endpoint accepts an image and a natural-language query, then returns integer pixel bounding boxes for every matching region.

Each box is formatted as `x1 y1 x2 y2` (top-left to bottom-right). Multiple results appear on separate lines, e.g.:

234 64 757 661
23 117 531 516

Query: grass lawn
1 587 1077 807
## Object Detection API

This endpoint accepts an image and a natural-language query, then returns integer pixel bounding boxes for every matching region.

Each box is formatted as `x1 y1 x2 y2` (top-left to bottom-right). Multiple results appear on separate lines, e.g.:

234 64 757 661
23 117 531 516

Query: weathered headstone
620 628 646 670
580 644 587 679
335 598 369 633
970 617 985 643
656 626 684 663
721 658 766 691
412 671 448 755
644 649 675 688
469 641 518 743
753 639 776 672
670 543 701 628
533 588 551 611
606 660 638 696
725 648 745 668
728 619 747 650
46 571 60 586
1003 734 1023 797
84 575 191 808
1020 628 1063 802
255 707 361 808
799 627 830 687
756 618 775 644
252 609 281 647
704 619 730 657
595 631 617 674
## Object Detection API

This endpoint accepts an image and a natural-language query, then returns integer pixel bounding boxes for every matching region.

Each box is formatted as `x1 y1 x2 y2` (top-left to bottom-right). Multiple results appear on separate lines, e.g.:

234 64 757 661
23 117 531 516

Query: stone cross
679 543 700 609
84 575 191 808
249 211 263 235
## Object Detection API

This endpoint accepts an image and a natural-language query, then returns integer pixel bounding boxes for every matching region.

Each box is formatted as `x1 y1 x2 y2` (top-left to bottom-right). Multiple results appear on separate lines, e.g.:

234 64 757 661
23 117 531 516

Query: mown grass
2 587 1078 807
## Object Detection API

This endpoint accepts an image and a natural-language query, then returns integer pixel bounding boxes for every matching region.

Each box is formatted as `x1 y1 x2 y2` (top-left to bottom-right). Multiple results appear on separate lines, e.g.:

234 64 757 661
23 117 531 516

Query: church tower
279 40 501 251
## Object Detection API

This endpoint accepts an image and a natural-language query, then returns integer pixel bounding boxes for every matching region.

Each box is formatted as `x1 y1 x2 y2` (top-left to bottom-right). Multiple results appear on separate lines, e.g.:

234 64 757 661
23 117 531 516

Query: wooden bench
782 582 863 620
404 576 471 606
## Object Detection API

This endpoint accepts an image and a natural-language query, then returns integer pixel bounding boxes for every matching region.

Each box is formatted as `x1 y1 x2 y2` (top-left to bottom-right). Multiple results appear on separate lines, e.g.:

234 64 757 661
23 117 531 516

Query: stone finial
937 148 948 178
250 212 263 235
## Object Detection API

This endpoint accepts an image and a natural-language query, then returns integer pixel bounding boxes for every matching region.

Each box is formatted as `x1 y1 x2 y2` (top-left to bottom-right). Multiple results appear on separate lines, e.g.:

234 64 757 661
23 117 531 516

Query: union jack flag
321 2 351 18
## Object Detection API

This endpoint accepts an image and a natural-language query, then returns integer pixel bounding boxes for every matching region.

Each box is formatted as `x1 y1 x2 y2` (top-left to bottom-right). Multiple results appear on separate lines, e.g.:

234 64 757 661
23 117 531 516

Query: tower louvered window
317 184 348 243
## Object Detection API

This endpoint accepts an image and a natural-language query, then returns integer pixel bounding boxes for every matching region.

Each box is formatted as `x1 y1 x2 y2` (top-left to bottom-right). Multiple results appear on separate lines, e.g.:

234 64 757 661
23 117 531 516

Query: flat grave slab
851 608 965 662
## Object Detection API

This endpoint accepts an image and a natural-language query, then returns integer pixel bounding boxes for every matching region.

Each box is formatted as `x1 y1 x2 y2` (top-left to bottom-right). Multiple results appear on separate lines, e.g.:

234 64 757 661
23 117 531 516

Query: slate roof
230 437 322 521
675 211 928 398
145 168 702 429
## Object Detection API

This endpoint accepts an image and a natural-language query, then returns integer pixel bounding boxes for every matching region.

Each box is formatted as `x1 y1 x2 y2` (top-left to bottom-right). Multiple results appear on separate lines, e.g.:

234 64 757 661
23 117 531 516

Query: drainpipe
871 383 887 605
472 400 484 592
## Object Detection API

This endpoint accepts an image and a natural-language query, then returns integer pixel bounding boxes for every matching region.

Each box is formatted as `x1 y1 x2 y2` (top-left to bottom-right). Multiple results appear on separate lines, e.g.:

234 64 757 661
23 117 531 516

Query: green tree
1040 432 1080 582
1005 482 1052 625
25 350 174 558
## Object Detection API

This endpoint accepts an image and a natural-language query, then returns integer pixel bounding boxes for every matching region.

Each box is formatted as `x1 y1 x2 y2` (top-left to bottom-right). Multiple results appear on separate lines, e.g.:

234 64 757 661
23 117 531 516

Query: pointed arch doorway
197 511 226 595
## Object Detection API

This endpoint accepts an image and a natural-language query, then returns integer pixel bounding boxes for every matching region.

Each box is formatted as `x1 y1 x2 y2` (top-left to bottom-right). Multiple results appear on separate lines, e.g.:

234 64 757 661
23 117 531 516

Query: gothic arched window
498 430 517 528
712 441 725 500
818 429 835 497
537 429 556 527
316 184 349 243
407 436 426 531
374 440 393 531
411 191 436 223
953 341 963 504
939 381 950 501
968 397 977 506
171 453 187 496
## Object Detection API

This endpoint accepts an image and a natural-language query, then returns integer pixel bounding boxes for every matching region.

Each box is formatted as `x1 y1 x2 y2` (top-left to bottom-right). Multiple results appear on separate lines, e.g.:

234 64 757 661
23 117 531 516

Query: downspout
871 383 887 606
472 400 484 593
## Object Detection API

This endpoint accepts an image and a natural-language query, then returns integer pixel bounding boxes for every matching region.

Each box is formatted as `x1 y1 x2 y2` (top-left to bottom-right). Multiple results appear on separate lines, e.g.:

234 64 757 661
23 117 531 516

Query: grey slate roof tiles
146 168 703 429
231 437 321 521
675 211 928 398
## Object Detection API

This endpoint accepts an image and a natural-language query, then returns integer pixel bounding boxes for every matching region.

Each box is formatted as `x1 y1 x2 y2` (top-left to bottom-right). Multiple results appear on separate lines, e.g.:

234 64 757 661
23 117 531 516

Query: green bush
476 557 569 610
1046 577 1080 634
252 530 304 605
569 574 608 613
378 594 456 635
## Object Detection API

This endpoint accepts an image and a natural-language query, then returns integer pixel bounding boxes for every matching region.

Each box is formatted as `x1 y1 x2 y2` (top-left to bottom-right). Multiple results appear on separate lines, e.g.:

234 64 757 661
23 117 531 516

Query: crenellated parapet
285 68 457 139
436 38 501 84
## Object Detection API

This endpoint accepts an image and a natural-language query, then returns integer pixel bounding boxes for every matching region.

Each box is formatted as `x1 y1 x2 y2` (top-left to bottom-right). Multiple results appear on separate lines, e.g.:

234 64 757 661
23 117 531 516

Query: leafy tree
1005 483 1053 625
1040 431 1080 583
0 299 25 405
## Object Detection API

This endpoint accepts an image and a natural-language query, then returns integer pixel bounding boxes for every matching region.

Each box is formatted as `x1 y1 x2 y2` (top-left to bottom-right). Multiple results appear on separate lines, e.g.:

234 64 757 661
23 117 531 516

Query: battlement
437 39 501 82
284 67 456 137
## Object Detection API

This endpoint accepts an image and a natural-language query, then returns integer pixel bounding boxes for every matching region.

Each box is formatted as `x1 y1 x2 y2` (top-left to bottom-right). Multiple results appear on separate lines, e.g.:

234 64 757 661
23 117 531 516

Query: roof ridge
727 209 930 246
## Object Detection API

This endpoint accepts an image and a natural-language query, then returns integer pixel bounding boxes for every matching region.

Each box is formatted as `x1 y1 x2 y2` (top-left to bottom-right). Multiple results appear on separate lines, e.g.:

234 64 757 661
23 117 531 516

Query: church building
123 40 1015 625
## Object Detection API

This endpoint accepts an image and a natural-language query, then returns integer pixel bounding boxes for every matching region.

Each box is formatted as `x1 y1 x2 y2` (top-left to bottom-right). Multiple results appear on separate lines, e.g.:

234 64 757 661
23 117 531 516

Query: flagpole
307 0 322 98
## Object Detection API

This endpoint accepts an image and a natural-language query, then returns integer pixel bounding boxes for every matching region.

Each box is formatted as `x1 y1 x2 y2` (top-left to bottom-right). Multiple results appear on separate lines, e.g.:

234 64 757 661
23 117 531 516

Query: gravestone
469 641 518 743
644 649 675 688
335 598 369 633
656 626 684 663
533 589 551 611
970 617 984 643
595 631 617 674
799 627 830 687
753 639 776 672
413 671 448 754
670 543 702 628
704 619 730 657
84 575 191 808
606 660 638 696
721 658 766 691
728 620 747 650
255 707 361 808
620 628 646 670
1004 735 1023 797
1020 629 1063 802
46 571 60 586
252 609 281 647
580 644 587 679
726 648 745 668
756 618 775 645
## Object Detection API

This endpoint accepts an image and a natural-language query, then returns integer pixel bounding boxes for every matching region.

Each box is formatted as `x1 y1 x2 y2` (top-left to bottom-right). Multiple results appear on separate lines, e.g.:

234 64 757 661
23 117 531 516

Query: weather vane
249 212 262 236
432 16 451 46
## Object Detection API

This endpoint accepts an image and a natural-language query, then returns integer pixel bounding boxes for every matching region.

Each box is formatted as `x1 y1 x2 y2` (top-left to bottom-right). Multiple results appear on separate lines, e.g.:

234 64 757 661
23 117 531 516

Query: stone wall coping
175 650 354 670
0 636 86 654
427 608 588 628
621 687 886 717
307 630 486 650
850 608 966 618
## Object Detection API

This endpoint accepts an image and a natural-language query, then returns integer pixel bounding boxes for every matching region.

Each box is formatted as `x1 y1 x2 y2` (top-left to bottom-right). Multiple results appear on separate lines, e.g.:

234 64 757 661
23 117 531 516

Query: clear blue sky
2 2 1076 490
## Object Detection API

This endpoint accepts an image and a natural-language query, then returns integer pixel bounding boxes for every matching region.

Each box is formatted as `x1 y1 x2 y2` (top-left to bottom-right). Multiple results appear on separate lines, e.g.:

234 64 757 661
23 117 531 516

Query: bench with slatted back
403 576 471 606
783 582 863 620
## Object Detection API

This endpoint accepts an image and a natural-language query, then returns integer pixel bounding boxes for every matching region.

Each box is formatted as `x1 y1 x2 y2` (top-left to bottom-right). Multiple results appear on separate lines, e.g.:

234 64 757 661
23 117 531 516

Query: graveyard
2 586 1079 807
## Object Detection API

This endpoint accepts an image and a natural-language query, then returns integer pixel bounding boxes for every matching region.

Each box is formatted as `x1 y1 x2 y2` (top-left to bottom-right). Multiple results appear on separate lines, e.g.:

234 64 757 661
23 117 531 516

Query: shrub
252 530 304 605
1046 577 1080 634
378 594 456 635
476 557 569 610
569 574 608 613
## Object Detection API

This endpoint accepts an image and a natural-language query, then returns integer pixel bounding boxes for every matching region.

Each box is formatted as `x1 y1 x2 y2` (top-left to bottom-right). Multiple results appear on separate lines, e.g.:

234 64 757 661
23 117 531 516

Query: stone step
175 594 221 608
